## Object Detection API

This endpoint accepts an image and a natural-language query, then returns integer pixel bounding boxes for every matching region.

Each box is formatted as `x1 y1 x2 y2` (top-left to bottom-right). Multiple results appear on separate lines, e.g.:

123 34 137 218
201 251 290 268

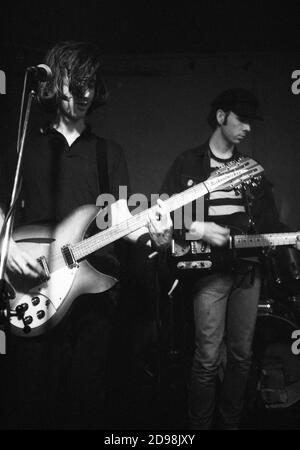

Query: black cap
211 88 263 121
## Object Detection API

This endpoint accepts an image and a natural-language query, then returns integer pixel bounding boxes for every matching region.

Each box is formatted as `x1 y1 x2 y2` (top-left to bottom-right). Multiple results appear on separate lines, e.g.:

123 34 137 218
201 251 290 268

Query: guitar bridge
61 244 78 269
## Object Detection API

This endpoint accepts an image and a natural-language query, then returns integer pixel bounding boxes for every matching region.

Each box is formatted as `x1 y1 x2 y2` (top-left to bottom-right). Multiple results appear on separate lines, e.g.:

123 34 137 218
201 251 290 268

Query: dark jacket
161 141 289 235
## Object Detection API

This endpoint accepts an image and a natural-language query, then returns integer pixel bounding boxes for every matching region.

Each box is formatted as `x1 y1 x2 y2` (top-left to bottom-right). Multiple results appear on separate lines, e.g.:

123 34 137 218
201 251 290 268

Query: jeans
189 263 261 429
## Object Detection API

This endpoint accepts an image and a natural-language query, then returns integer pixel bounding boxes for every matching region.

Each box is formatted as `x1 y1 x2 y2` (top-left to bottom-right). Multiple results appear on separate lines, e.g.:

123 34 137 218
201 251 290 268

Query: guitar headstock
205 156 264 193
232 176 262 195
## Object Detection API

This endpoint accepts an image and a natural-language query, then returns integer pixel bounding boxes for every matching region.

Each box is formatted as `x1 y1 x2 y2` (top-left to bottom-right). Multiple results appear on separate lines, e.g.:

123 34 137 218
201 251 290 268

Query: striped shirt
208 149 246 225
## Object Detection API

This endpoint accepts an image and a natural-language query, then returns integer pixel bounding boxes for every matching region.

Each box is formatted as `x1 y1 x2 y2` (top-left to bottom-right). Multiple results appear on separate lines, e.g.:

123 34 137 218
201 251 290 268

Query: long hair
38 40 108 113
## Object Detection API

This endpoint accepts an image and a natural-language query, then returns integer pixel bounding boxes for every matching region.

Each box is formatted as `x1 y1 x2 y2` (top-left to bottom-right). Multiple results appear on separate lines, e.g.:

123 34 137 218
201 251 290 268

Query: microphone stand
0 69 37 338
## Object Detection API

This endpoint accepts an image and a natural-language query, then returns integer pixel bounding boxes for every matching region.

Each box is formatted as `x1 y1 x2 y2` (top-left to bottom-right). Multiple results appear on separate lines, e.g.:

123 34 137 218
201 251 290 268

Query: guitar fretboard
233 232 299 249
69 157 262 262
71 182 209 261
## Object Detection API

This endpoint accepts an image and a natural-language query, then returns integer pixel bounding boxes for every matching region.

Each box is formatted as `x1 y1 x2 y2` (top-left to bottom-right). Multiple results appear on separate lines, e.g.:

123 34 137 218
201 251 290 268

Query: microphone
26 64 52 81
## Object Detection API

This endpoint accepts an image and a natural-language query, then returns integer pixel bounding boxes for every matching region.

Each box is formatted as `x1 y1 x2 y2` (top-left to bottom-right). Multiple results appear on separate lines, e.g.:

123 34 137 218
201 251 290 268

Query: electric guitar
171 213 300 273
8 156 263 337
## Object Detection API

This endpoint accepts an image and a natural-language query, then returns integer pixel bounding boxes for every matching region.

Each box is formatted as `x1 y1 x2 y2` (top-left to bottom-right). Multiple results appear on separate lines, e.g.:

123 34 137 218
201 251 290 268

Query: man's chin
233 137 244 144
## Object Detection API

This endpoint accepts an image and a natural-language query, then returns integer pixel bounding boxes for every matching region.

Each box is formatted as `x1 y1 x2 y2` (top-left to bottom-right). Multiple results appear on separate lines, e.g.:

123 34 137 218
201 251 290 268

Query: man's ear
216 109 226 126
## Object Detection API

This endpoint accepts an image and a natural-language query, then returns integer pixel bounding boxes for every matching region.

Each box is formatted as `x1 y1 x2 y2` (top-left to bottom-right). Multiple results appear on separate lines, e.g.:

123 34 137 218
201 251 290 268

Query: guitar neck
72 182 209 261
70 156 264 261
232 232 299 249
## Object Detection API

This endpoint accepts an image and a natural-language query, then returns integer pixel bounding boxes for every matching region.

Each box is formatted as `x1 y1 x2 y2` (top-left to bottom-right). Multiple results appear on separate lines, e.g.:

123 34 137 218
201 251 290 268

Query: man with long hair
0 40 171 429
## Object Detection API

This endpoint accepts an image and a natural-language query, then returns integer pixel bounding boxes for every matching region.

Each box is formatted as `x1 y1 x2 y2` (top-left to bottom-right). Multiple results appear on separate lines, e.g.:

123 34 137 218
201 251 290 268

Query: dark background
2 1 300 55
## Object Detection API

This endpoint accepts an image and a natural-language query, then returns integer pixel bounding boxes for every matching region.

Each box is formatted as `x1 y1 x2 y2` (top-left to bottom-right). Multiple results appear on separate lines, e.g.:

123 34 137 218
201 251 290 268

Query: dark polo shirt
10 125 130 225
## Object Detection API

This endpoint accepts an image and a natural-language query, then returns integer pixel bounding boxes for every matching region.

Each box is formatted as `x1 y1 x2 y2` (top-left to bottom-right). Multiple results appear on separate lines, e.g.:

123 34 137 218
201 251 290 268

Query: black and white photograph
1 1 300 433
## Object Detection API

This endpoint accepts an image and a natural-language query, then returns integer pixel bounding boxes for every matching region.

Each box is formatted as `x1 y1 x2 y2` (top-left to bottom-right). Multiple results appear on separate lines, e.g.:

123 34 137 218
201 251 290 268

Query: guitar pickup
37 256 51 281
191 240 210 254
61 244 78 269
177 261 212 270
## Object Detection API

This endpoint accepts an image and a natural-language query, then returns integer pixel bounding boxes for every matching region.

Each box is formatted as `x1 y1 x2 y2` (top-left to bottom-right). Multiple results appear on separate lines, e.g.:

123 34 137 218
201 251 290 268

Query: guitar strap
241 185 256 233
96 137 109 195
240 185 260 286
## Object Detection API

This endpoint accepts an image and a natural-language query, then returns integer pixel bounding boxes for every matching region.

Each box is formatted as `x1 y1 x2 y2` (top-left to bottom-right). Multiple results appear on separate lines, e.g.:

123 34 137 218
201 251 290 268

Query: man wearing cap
161 88 300 429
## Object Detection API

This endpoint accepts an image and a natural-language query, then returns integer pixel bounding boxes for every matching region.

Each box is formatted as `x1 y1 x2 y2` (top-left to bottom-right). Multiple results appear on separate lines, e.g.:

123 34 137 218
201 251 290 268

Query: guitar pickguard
10 265 78 335
172 239 213 270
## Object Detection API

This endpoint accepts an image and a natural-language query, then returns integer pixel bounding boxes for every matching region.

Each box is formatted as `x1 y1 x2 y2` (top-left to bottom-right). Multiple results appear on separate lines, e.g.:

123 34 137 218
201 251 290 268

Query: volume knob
16 303 28 313
37 310 45 320
24 316 33 325
31 296 40 306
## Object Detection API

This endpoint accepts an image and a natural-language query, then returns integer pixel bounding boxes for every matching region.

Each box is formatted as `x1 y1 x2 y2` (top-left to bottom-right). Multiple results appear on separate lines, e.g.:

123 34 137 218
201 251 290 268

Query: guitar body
171 239 235 273
171 213 300 280
171 213 256 273
8 205 117 337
